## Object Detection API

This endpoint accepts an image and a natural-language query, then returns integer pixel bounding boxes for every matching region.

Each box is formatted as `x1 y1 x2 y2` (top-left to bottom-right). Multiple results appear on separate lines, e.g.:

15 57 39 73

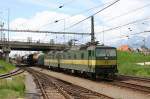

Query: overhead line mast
91 16 95 44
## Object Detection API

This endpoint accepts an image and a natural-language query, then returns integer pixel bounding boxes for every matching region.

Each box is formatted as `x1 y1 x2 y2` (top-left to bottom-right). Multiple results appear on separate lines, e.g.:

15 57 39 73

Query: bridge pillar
2 46 11 62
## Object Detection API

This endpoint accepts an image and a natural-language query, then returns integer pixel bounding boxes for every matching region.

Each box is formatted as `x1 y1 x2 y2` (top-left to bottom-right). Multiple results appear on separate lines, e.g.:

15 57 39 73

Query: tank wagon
44 45 118 78
23 53 43 66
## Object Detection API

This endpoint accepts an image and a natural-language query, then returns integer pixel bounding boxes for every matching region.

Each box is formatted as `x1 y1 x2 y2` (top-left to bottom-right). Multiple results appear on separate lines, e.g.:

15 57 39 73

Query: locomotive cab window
106 49 116 57
96 49 116 57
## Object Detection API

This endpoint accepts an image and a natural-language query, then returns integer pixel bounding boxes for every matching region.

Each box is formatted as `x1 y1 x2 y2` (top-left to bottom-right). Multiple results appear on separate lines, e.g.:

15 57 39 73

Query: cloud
10 11 88 43
93 0 150 47
17 0 58 8
9 0 150 48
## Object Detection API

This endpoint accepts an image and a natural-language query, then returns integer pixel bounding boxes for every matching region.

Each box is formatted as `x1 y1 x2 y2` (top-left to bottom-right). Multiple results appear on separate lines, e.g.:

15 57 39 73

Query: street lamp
54 19 66 32
7 8 10 42
54 19 66 43
141 37 146 66
59 5 64 8
102 25 104 45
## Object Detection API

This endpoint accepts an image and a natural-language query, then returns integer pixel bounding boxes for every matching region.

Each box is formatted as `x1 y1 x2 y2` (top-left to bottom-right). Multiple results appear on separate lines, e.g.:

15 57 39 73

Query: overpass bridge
0 29 91 61
0 40 68 62
0 41 67 51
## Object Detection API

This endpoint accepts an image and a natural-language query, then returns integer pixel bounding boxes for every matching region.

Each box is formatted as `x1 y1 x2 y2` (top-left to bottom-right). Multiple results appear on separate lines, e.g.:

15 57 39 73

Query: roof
118 45 131 51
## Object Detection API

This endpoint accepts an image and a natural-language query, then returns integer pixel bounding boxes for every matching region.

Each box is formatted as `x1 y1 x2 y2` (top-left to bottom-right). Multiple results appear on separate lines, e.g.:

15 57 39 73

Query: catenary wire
96 16 150 34
63 0 120 31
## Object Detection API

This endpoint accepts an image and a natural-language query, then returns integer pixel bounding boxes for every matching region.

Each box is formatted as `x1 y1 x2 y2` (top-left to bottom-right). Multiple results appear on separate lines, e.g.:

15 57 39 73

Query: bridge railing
0 39 68 48
0 38 66 45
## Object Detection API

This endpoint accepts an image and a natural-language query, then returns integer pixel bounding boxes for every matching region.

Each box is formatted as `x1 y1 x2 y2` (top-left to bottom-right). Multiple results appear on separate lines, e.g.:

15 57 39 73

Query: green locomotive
44 45 118 78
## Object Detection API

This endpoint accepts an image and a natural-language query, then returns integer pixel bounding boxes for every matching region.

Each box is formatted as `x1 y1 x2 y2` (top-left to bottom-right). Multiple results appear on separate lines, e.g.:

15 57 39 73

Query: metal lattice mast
91 16 95 44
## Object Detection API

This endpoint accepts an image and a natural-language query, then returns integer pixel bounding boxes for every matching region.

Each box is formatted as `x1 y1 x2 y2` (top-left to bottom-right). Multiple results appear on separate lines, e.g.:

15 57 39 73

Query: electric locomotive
44 44 118 78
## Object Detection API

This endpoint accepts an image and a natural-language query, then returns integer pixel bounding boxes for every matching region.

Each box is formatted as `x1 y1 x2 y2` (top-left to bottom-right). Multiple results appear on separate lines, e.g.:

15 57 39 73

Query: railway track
109 75 150 93
0 68 25 79
110 81 150 93
24 67 113 99
118 75 150 83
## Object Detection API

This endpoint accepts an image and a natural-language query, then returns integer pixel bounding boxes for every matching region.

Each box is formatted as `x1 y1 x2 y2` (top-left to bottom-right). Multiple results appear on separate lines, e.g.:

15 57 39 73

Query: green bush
0 60 16 74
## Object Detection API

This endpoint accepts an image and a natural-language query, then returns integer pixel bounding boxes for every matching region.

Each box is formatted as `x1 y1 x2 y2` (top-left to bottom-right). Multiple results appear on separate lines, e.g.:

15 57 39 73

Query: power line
96 16 150 34
107 30 150 42
24 0 113 43
0 28 91 35
106 3 150 22
18 0 115 32
65 0 114 18
130 30 150 36
43 0 114 29
64 0 120 30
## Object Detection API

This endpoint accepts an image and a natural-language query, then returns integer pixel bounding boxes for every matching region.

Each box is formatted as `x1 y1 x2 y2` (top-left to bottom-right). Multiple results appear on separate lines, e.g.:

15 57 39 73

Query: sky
0 0 150 55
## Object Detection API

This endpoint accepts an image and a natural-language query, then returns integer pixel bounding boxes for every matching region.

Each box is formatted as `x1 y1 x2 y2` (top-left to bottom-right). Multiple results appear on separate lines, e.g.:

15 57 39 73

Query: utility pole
7 8 10 42
143 38 146 66
91 16 95 44
63 19 66 43
0 22 4 41
103 25 104 45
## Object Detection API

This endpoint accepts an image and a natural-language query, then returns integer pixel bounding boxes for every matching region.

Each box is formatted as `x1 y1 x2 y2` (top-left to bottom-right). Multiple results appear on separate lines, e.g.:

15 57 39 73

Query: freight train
23 45 118 79
21 53 44 66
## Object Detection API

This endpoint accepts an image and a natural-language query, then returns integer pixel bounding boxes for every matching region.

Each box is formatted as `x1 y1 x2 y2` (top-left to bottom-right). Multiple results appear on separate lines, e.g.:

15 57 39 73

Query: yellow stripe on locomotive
45 59 116 66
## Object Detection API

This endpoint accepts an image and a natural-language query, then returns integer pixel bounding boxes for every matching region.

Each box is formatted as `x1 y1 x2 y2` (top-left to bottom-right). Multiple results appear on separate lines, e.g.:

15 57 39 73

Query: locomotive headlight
104 57 108 60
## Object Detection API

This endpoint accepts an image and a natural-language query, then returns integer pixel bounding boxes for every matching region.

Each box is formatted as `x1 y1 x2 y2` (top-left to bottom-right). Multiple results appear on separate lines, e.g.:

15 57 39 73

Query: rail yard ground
118 51 150 77
30 67 150 99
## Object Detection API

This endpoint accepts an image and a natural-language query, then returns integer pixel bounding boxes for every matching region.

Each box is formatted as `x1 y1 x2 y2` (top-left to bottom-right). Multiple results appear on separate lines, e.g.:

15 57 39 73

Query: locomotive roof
47 45 116 53
70 45 116 51
87 45 116 50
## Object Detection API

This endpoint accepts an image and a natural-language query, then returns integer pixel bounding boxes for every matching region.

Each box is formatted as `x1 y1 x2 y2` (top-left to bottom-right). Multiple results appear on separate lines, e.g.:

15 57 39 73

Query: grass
0 75 25 99
118 51 150 77
0 60 16 74
0 60 25 99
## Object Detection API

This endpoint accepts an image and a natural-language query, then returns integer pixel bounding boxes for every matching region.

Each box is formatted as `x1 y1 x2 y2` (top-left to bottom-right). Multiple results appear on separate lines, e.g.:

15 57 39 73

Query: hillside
118 51 150 77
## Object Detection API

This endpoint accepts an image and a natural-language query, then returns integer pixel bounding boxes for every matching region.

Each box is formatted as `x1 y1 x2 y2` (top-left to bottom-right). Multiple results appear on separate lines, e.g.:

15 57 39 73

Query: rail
118 74 150 82
24 67 113 99
0 68 24 79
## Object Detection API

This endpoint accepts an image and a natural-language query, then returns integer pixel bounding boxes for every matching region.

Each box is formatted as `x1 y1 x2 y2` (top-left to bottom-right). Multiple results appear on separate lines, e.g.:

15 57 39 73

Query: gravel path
24 72 41 99
32 67 150 99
